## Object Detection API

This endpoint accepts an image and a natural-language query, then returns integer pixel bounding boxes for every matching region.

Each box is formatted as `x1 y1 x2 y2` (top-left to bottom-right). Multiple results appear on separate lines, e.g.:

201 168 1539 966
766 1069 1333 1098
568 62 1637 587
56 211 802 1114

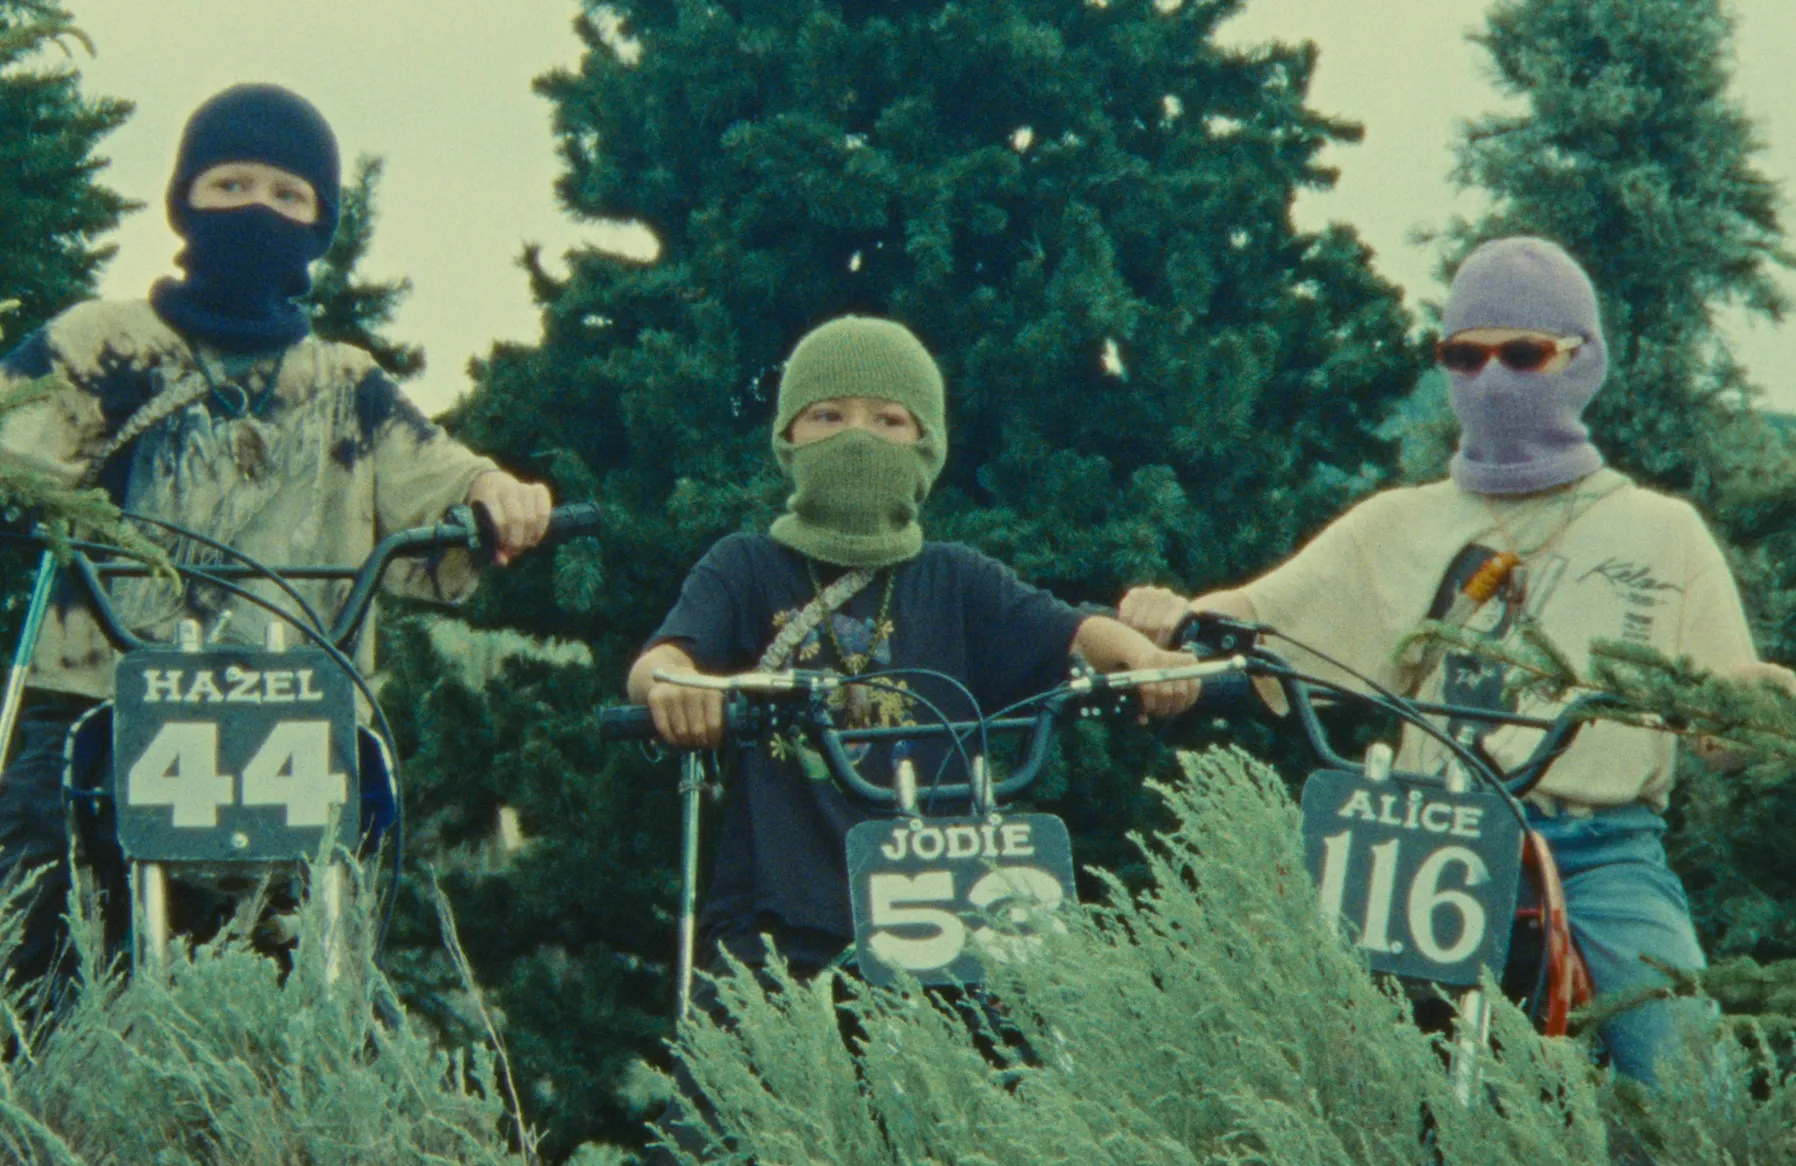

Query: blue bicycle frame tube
0 550 57 771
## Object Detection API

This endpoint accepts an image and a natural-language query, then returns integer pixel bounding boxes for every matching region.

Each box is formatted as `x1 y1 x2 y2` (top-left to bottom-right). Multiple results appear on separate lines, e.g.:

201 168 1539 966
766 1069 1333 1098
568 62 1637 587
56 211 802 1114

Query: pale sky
49 0 1796 415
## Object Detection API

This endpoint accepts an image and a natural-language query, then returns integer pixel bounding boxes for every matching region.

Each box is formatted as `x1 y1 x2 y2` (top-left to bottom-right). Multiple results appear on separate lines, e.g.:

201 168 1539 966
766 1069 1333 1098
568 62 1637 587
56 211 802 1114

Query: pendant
843 683 873 728
1505 564 1529 615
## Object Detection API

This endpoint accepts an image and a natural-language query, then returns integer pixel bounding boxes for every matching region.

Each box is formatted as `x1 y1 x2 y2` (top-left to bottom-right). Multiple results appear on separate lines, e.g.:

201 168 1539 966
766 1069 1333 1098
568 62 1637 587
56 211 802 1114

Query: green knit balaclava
768 316 947 568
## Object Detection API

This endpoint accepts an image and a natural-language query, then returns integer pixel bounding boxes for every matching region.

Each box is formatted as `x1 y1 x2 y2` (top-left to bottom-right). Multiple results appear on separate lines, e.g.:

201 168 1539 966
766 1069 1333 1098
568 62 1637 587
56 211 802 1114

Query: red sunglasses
1435 335 1584 374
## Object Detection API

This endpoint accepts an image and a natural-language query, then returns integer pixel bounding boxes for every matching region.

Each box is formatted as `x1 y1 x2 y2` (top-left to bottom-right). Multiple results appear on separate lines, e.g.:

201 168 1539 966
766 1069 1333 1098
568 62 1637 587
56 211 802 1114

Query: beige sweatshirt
1243 469 1758 811
0 300 498 698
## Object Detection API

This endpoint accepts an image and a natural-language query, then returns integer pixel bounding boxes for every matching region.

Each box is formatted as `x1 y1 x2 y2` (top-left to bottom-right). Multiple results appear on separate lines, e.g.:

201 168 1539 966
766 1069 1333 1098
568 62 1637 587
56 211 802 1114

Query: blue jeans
0 702 87 989
1523 802 1710 1084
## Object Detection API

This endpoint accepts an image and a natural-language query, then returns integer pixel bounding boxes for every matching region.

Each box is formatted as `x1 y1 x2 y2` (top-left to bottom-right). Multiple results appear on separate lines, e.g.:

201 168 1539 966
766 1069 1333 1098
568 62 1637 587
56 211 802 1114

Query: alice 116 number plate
846 813 1077 987
1301 769 1524 987
112 648 358 862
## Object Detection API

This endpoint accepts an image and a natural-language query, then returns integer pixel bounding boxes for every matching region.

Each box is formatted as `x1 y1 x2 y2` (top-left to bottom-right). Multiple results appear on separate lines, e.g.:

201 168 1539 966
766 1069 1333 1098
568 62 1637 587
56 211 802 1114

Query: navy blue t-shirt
649 533 1087 967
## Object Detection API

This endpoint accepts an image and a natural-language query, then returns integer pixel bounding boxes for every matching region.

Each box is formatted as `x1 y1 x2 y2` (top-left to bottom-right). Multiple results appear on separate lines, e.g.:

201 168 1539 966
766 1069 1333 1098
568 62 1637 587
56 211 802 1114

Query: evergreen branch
0 304 172 575
1403 622 1796 773
427 868 539 1165
1573 954 1796 1040
0 420 173 579
0 4 93 62
1399 617 1583 705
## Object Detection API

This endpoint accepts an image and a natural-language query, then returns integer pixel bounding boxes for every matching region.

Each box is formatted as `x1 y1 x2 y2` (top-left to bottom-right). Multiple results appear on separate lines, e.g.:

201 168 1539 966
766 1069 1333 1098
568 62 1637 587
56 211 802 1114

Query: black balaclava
150 84 341 353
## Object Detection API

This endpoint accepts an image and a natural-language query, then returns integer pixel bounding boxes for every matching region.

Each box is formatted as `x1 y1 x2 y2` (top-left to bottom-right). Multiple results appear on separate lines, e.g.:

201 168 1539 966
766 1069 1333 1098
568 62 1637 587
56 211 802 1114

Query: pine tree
305 155 426 380
1438 0 1795 528
0 0 132 339
411 0 1421 1153
0 2 137 631
1439 0 1796 968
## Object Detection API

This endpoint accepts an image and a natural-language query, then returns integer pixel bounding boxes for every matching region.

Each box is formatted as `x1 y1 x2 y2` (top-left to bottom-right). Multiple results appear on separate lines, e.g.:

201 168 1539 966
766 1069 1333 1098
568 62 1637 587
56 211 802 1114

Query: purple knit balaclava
1441 237 1608 495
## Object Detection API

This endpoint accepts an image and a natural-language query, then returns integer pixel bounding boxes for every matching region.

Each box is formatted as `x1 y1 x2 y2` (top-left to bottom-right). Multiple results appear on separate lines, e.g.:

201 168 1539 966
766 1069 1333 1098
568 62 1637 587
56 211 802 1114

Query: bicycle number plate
112 649 358 862
847 813 1077 987
1301 770 1523 987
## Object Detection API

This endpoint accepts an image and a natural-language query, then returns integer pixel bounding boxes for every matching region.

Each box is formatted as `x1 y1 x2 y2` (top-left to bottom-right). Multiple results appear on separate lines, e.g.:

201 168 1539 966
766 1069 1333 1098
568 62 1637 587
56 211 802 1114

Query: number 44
127 722 348 829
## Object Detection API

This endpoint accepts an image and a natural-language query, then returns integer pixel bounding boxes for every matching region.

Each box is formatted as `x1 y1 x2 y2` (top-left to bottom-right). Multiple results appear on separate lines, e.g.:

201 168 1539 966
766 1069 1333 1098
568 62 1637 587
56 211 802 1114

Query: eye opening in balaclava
1440 236 1608 495
768 316 947 568
150 84 341 354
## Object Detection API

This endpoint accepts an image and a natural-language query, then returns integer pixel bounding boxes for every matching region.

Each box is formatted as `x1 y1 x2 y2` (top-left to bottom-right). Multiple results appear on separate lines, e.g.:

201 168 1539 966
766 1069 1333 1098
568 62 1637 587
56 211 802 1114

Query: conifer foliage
0 869 536 1165
1442 0 1793 520
1442 0 1796 970
665 751 1796 1165
0 0 132 340
305 155 427 380
416 0 1423 1153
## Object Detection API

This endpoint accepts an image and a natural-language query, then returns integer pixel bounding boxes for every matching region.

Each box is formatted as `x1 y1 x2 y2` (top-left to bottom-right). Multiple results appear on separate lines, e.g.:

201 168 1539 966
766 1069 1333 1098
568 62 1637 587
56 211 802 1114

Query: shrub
0 862 534 1165
661 749 1796 1164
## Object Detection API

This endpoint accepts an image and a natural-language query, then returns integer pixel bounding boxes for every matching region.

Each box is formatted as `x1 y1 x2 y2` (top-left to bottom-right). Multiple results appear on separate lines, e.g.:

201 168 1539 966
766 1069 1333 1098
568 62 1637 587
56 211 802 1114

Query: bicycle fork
1362 736 1493 1109
676 751 704 1024
1442 740 1491 1108
0 551 58 780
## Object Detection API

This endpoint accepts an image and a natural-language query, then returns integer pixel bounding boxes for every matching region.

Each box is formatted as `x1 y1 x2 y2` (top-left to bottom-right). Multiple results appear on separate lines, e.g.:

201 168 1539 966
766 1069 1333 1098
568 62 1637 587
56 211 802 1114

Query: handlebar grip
1190 670 1256 716
545 502 602 540
597 704 657 741
455 500 604 567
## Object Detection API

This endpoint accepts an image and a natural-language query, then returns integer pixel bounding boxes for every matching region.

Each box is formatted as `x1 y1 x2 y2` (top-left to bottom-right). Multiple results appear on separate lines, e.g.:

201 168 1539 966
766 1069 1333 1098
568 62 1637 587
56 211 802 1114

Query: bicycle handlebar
1171 611 1622 798
38 501 604 655
602 658 1244 807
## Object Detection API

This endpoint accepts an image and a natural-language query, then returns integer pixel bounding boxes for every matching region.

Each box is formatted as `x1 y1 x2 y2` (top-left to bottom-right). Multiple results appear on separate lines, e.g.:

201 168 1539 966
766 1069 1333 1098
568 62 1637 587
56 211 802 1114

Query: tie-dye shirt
0 299 498 698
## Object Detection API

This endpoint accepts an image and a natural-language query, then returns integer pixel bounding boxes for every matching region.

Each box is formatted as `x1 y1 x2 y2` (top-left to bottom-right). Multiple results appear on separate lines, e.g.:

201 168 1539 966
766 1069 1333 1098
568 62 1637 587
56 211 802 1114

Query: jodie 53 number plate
847 813 1077 987
112 649 358 862
1301 769 1524 987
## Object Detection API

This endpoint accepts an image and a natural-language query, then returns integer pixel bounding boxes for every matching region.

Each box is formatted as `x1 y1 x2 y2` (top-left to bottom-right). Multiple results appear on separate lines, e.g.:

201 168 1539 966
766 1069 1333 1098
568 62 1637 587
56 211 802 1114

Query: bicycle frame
1176 613 1608 1100
3 502 601 977
603 656 1243 1012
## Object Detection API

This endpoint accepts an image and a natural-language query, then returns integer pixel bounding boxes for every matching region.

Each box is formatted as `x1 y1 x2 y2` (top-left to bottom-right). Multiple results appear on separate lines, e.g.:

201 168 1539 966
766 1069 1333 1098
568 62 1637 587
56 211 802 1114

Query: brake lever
1171 611 1267 657
1065 655 1246 693
444 503 498 568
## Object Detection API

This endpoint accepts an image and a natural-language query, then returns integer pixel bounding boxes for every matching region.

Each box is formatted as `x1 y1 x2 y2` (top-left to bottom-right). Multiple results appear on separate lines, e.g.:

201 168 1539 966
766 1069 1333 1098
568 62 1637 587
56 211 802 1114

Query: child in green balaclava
765 314 946 567
628 314 1196 976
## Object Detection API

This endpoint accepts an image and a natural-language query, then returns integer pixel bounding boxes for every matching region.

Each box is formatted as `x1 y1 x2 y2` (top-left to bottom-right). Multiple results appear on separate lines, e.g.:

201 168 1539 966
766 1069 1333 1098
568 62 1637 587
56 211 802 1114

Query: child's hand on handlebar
1118 585 1258 648
1072 616 1201 720
1121 645 1203 721
466 471 555 566
645 677 727 751
1117 585 1196 647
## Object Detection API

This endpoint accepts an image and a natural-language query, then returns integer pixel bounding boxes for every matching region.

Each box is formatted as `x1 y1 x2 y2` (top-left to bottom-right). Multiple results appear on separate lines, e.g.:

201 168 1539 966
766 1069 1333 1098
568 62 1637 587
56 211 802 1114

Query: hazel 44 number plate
112 649 359 863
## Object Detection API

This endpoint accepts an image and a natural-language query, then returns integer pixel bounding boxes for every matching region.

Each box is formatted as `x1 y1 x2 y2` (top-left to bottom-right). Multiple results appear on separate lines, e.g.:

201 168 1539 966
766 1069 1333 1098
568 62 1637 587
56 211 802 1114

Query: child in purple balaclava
1120 236 1794 1084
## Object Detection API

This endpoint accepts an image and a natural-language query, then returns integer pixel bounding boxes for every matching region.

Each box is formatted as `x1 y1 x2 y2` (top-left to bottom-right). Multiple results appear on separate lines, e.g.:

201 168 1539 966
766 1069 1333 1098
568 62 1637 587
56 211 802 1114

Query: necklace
807 562 896 728
1476 486 1582 608
806 561 895 674
190 345 286 419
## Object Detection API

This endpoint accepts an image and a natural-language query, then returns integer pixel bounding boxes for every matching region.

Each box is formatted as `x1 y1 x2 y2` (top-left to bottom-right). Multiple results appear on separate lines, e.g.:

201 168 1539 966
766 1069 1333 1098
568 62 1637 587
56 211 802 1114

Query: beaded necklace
806 561 895 674
807 561 896 729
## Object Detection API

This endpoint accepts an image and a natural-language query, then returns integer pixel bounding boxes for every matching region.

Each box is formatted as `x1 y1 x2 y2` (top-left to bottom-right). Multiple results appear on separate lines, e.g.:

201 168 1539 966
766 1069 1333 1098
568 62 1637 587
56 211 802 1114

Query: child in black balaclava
0 83 554 997
150 83 341 353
